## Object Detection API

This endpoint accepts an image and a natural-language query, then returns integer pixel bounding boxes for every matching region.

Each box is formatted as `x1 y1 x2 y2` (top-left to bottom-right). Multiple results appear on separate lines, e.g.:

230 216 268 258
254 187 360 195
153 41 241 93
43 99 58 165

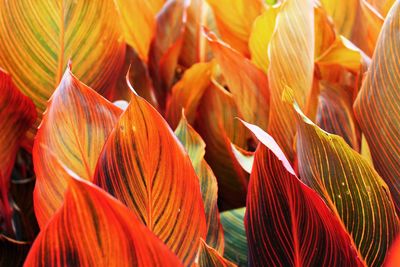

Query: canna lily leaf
316 81 360 150
290 92 400 266
320 0 358 38
205 29 270 130
220 208 248 267
243 121 363 266
25 177 183 266
231 144 254 174
94 91 207 265
195 82 250 210
33 67 122 228
0 0 125 141
166 61 215 129
114 0 164 62
248 6 280 74
197 239 237 267
314 5 336 58
175 115 224 253
354 0 400 215
0 70 36 235
206 0 264 56
267 0 314 161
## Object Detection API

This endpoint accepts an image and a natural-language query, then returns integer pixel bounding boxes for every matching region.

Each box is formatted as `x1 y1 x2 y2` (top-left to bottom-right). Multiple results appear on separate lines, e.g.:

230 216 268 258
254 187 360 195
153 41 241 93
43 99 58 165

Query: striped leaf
33 67 122 228
291 94 399 266
25 177 183 267
198 239 237 267
94 92 207 265
267 0 314 161
175 116 224 253
243 121 363 266
354 1 400 215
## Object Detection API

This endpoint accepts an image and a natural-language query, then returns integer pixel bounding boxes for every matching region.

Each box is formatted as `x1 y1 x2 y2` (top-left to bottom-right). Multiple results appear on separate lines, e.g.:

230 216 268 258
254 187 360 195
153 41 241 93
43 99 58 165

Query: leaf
267 0 314 161
195 82 249 210
314 5 336 58
243 121 363 267
205 29 270 131
354 0 400 215
220 208 248 267
231 144 254 174
149 0 188 110
175 116 224 253
316 81 360 150
24 177 183 266
0 0 125 139
206 0 264 56
94 92 207 265
33 67 122 228
291 95 400 266
248 6 280 73
198 239 237 267
320 0 358 38
0 70 36 234
114 0 164 62
166 61 215 129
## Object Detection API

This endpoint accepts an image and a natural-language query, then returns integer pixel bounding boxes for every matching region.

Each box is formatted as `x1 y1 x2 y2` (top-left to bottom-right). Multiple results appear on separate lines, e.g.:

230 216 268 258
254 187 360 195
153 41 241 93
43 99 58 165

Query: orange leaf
94 92 207 265
267 0 314 161
206 0 264 56
243 121 363 266
33 67 122 228
25 177 183 266
197 239 237 267
205 29 269 130
354 1 400 214
385 235 400 267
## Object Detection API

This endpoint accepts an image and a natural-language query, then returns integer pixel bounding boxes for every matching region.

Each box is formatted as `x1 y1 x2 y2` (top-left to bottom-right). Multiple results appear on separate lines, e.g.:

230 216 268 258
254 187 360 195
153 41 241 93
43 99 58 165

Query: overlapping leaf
175 116 224 253
205 29 269 130
206 0 263 56
33 67 122 228
220 208 248 266
354 1 400 215
197 239 237 267
244 121 363 266
267 0 314 161
94 92 206 265
0 70 36 234
25 177 183 266
291 94 399 266
0 0 125 140
195 83 249 210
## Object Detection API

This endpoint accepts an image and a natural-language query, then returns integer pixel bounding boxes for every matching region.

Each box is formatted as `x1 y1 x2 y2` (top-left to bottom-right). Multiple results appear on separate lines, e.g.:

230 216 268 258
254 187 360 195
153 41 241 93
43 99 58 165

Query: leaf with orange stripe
94 91 206 265
243 121 364 267
354 1 400 216
33 67 122 228
166 61 215 129
289 92 400 266
195 82 250 210
205 29 269 130
0 70 36 234
206 0 264 56
114 0 164 62
25 176 183 267
0 0 125 141
267 0 314 161
197 239 237 267
175 115 224 253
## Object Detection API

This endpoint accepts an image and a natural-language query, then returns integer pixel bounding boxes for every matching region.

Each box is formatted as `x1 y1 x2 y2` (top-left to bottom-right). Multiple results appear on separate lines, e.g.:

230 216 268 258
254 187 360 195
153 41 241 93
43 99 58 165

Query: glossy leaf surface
25 177 183 267
354 1 400 215
244 121 363 267
94 92 206 265
33 68 122 228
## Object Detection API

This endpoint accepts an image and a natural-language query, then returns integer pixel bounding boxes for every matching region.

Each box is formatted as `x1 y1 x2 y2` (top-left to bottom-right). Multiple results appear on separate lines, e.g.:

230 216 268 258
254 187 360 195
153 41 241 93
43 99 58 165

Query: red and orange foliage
1 0 400 266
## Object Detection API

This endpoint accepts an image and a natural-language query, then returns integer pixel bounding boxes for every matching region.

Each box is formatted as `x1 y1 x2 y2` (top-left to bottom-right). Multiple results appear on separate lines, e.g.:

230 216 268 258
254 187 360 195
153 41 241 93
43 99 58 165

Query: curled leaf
198 239 237 267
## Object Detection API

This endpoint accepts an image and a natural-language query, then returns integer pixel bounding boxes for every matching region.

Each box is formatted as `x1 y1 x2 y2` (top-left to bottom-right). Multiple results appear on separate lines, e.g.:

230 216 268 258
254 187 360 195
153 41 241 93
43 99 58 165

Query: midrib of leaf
56 0 65 85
